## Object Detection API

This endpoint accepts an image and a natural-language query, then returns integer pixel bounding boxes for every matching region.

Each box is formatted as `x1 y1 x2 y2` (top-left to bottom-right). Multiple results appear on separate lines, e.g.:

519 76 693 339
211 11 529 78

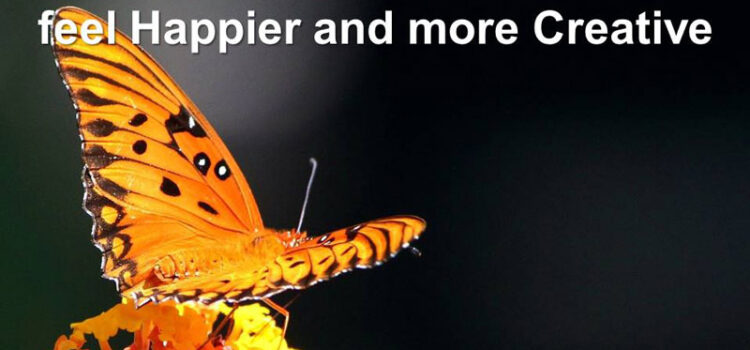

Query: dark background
2 0 749 349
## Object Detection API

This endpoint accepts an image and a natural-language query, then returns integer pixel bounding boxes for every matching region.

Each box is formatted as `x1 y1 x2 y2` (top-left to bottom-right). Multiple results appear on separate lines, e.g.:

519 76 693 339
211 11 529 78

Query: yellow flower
53 299 295 350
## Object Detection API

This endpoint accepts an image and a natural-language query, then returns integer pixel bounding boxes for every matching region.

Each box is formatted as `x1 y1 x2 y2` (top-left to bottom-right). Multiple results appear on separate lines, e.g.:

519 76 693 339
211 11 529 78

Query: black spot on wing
83 118 117 137
317 255 332 265
340 245 355 258
75 88 117 106
193 152 211 175
345 225 361 240
129 113 147 126
198 201 218 215
322 259 339 277
160 177 181 197
214 160 230 180
165 106 206 137
83 145 118 168
132 140 147 154
318 235 335 245
288 260 306 269
93 173 129 199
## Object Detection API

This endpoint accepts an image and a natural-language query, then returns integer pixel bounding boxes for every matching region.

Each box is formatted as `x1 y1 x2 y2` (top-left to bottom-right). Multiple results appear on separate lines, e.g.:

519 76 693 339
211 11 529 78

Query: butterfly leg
199 303 239 349
262 298 290 338
261 298 290 350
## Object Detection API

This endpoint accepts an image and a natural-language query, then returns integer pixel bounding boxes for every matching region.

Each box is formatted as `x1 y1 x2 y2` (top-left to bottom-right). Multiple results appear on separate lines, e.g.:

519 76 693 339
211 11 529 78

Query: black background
2 0 749 348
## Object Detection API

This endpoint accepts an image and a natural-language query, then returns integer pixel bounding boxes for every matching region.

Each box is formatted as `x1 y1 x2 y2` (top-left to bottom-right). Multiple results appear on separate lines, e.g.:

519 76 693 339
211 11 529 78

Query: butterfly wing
52 7 263 292
135 215 426 304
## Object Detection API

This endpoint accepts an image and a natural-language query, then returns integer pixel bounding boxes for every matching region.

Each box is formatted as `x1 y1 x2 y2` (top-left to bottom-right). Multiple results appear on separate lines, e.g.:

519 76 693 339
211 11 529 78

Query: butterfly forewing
54 7 263 230
53 7 264 291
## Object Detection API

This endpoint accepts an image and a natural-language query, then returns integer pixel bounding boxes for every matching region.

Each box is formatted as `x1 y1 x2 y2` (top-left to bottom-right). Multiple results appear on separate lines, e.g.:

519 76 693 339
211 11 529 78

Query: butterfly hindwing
135 216 426 305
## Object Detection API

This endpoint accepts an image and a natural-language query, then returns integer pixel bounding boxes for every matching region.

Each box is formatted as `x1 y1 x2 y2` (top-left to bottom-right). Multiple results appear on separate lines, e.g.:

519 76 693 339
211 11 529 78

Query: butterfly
51 6 425 314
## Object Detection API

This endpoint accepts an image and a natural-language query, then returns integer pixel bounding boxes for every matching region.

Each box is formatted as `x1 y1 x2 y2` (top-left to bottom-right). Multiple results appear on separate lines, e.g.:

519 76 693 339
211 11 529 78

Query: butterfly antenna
296 158 318 233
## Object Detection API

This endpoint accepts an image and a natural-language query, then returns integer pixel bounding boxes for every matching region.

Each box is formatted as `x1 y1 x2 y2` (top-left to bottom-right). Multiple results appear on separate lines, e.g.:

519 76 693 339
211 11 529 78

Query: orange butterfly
51 6 425 323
